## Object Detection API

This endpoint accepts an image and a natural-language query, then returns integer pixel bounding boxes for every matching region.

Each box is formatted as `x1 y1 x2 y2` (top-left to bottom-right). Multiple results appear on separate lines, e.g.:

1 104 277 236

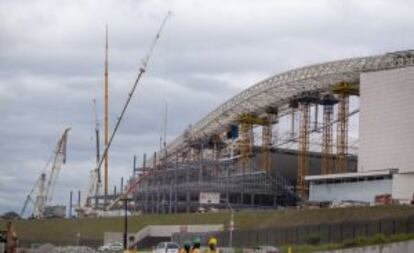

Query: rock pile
48 246 96 253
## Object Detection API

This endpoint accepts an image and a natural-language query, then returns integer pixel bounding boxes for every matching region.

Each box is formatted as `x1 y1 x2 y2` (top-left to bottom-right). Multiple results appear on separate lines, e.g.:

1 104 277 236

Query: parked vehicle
98 241 124 252
253 246 280 253
153 242 180 253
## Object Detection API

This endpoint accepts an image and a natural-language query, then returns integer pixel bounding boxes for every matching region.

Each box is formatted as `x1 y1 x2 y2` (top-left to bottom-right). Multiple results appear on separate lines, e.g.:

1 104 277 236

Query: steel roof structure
163 50 414 157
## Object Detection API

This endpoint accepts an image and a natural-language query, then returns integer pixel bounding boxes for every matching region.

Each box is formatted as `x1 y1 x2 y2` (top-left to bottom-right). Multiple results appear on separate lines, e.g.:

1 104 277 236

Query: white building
307 65 414 204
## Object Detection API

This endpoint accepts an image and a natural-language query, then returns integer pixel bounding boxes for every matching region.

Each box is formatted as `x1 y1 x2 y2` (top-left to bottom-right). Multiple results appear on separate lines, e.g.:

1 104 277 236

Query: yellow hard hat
208 238 217 245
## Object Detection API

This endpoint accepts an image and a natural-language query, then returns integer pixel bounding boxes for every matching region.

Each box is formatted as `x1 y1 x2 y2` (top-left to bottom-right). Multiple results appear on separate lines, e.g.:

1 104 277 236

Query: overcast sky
1 0 413 215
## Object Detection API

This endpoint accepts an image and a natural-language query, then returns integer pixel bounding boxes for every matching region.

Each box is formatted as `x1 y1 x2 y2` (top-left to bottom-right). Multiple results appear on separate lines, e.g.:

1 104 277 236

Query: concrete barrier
105 224 224 247
103 232 136 245
317 239 414 253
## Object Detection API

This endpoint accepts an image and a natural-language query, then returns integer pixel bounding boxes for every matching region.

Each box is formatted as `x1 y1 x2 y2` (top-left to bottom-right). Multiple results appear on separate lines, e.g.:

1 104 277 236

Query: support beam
261 108 277 173
239 119 253 172
261 121 272 172
238 113 269 172
293 91 319 200
297 102 311 200
336 94 349 173
332 82 358 173
289 101 298 140
320 94 338 174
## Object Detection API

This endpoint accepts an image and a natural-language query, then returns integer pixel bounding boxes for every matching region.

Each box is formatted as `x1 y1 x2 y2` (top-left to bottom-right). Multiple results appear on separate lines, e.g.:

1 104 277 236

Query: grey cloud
1 0 414 214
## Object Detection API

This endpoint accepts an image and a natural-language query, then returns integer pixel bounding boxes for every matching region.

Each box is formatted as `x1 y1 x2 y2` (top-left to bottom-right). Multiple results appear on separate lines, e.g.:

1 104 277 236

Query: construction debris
48 246 96 253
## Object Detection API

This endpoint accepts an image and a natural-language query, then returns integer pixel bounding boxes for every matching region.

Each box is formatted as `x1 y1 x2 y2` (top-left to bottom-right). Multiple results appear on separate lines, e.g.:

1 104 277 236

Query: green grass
1 205 414 244
280 233 414 253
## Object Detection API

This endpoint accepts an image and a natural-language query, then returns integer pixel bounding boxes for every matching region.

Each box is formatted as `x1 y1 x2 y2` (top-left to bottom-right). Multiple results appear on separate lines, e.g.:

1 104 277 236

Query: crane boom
94 12 171 210
23 127 71 218
45 128 70 203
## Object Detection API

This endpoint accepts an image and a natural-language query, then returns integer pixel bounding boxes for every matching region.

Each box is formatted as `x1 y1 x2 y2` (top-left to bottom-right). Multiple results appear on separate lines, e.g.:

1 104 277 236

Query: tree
1 212 20 220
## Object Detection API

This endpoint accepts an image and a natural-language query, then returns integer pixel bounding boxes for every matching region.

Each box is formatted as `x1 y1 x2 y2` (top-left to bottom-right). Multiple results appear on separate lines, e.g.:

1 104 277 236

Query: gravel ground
48 246 97 253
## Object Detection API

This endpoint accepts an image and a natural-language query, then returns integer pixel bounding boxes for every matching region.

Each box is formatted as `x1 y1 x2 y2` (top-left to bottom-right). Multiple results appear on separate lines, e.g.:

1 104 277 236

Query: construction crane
85 99 101 207
21 128 70 218
99 11 171 210
20 177 40 217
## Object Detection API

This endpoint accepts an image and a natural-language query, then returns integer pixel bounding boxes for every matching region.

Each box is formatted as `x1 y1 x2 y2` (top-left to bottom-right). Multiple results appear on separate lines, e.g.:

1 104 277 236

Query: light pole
77 232 80 246
121 194 132 251
226 199 234 248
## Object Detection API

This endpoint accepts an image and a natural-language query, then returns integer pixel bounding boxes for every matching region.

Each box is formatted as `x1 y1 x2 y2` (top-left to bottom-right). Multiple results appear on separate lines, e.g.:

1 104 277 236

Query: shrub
305 235 321 245
370 234 388 244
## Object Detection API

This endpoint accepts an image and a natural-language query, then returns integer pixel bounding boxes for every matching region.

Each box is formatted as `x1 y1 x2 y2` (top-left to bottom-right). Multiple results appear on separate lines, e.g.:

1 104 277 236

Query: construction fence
172 215 414 247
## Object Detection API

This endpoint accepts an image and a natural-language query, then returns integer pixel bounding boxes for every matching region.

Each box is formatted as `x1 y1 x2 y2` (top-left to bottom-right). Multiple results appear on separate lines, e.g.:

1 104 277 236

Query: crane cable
96 12 172 206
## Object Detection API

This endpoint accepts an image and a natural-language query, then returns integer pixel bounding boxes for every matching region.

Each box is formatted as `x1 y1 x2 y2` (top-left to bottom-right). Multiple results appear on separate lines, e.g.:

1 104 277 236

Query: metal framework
155 50 414 163
131 158 297 214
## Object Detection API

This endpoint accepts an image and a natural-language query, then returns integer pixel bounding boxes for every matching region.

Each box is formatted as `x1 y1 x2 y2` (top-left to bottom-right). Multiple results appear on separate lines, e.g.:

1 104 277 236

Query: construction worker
5 222 17 253
180 240 191 253
206 237 219 253
191 237 201 253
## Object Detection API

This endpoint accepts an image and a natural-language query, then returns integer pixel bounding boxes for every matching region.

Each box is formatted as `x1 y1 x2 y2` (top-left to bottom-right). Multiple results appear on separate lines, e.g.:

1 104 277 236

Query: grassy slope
1 205 414 243
279 233 414 253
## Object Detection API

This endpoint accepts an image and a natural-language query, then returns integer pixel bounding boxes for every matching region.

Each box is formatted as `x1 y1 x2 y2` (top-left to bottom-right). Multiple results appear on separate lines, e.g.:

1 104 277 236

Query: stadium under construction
83 50 414 215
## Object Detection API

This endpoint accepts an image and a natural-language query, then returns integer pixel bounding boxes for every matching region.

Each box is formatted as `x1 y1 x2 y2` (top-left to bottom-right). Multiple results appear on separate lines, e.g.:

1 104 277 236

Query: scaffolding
261 108 278 173
238 114 270 172
320 94 338 174
132 157 297 214
293 92 320 200
297 102 310 199
332 82 359 173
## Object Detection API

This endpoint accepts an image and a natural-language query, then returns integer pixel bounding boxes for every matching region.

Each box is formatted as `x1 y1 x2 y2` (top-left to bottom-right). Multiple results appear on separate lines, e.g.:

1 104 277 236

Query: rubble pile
49 246 97 253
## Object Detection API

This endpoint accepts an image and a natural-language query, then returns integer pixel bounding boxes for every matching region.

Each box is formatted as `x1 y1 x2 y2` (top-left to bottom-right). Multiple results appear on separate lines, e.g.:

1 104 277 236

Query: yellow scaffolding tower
332 82 359 173
297 102 311 199
292 91 319 200
238 113 270 172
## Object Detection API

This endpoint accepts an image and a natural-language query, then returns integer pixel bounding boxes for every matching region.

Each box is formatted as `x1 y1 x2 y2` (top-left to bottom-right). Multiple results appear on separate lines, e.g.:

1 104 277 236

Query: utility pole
226 200 234 247
69 191 73 218
121 194 132 250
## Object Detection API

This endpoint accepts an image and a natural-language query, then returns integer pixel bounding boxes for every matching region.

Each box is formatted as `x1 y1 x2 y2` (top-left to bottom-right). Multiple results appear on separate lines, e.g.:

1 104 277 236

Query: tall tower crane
21 128 71 218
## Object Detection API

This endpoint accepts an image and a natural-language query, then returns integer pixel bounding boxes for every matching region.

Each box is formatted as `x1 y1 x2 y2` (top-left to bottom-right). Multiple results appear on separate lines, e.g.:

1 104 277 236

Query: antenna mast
104 25 109 206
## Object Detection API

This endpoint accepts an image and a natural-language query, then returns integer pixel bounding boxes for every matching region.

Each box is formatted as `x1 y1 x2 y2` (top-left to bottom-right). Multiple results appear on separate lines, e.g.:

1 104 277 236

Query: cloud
0 0 413 214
